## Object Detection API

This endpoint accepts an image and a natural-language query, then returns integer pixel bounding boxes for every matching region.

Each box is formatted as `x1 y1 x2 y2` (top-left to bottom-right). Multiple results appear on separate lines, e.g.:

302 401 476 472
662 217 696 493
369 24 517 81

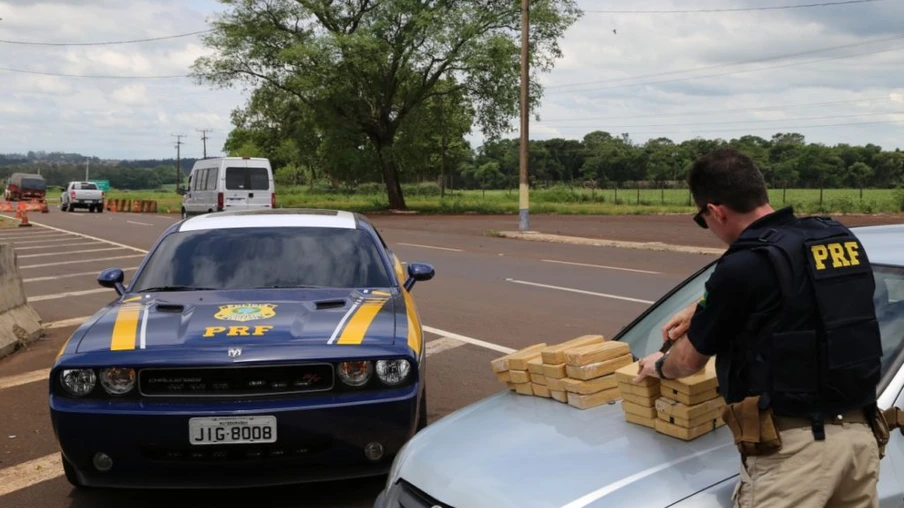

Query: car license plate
188 416 277 446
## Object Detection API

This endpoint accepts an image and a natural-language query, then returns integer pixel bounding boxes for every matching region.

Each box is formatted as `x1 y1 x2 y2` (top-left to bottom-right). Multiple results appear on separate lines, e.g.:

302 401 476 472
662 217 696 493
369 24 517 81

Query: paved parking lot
0 208 721 507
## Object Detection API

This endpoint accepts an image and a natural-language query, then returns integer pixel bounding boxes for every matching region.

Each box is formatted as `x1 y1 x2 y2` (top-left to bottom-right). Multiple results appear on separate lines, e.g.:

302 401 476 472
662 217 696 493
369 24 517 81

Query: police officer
634 147 884 508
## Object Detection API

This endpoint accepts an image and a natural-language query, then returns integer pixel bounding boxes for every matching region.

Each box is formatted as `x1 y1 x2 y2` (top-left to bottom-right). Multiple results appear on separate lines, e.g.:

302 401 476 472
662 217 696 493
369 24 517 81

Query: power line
605 119 904 136
549 43 904 95
538 96 899 123
584 0 886 14
0 29 213 46
547 33 904 90
541 111 904 129
0 66 189 79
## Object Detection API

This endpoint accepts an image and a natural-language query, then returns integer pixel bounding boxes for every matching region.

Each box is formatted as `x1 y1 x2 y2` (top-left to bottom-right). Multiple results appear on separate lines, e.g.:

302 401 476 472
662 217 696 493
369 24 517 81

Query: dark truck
4 173 47 202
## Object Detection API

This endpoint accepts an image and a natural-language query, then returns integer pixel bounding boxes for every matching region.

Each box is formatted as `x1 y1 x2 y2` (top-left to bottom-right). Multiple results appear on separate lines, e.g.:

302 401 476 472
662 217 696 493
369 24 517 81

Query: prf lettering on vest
810 241 861 270
203 325 275 338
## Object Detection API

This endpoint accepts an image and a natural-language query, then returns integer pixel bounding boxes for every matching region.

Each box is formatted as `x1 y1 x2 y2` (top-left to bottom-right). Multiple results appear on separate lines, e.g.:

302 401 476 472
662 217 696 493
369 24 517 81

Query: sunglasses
693 202 719 229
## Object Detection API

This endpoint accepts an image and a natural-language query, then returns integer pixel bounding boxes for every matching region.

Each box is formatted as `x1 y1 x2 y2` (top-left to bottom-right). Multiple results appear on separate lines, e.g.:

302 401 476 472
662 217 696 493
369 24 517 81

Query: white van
181 157 275 219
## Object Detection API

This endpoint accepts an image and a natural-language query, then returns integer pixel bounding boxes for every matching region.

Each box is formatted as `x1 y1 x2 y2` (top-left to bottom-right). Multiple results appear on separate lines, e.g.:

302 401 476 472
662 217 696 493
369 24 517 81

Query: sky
0 0 902 160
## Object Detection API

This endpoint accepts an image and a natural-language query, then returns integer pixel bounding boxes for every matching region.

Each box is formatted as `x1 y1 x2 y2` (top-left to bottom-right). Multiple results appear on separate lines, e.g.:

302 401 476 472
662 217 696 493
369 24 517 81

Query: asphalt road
0 208 717 508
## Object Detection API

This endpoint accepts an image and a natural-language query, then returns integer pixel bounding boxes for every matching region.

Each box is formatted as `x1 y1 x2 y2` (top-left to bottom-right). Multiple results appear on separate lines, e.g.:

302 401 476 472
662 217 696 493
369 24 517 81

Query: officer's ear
709 203 730 226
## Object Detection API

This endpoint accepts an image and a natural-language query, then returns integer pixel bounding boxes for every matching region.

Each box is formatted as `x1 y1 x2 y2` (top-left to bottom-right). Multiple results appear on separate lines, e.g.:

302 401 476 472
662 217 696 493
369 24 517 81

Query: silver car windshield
618 263 904 381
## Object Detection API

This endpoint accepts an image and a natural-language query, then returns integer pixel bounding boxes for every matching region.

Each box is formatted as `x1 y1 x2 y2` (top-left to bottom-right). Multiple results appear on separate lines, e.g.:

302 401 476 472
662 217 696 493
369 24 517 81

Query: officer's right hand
661 302 697 342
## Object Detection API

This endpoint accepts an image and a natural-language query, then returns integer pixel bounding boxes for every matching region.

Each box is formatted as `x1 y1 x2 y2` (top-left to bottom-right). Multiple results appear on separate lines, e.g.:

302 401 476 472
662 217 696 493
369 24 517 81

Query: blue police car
49 208 435 489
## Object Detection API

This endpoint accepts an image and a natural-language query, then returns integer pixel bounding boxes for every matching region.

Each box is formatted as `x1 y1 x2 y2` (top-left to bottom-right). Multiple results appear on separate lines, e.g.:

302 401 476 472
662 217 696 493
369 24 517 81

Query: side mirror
176 188 185 196
404 263 435 291
98 268 126 296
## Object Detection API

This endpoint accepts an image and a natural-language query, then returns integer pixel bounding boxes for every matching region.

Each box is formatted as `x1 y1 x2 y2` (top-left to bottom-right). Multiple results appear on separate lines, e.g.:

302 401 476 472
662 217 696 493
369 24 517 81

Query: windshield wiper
136 285 216 293
250 285 327 289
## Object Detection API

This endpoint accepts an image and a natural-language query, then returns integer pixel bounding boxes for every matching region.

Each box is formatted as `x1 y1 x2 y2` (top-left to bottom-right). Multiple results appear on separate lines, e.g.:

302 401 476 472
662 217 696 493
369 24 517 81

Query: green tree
192 0 581 210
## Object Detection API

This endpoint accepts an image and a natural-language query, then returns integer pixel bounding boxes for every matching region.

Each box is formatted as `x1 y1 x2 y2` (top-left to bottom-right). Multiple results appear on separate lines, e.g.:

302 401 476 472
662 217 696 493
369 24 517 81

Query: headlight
60 369 97 397
376 359 411 386
99 367 136 395
337 361 373 387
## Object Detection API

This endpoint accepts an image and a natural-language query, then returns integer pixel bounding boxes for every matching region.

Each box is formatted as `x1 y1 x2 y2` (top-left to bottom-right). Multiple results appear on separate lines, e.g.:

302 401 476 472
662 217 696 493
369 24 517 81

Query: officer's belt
772 410 869 431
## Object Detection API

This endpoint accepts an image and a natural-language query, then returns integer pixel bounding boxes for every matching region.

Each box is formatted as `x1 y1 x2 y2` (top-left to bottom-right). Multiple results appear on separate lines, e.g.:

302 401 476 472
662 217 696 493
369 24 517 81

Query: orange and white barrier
0 201 44 227
105 199 158 213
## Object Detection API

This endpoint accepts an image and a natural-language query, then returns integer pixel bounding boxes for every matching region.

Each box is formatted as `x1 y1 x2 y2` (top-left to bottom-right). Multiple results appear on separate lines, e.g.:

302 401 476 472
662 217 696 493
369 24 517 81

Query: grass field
107 186 904 215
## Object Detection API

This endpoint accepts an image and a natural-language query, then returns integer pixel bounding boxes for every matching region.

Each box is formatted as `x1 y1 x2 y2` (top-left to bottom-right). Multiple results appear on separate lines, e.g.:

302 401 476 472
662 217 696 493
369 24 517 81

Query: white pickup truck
60 181 105 213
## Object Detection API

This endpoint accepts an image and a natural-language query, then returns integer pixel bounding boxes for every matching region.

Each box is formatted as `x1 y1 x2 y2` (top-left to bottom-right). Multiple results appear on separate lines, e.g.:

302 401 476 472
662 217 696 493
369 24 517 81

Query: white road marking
397 242 463 252
127 220 152 226
23 267 139 284
542 259 662 275
505 278 655 305
2 237 73 245
0 233 67 241
14 241 100 251
423 326 516 354
46 317 92 329
19 247 126 259
28 288 112 302
20 254 144 269
0 216 148 254
561 443 733 508
0 369 49 390
0 453 62 497
425 337 467 356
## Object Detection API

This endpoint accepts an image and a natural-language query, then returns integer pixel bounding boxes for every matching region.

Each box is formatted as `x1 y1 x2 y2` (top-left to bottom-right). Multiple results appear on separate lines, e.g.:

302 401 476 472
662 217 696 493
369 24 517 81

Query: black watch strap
655 353 670 380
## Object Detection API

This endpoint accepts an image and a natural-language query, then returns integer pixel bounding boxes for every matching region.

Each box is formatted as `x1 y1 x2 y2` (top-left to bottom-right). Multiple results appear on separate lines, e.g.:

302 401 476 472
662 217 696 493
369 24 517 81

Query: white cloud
0 0 902 160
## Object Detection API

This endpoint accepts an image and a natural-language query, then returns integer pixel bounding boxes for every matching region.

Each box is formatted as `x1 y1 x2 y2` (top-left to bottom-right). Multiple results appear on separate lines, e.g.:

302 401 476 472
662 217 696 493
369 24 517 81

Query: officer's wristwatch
655 353 671 380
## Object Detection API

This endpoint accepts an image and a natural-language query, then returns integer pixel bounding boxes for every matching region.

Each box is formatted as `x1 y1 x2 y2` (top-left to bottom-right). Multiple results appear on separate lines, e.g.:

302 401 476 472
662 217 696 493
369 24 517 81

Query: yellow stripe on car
336 298 388 345
110 303 142 351
402 289 423 354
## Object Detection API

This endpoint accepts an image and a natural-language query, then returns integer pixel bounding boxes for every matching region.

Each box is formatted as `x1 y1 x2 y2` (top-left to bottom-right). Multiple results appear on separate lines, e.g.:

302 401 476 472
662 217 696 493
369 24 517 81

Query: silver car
375 224 904 508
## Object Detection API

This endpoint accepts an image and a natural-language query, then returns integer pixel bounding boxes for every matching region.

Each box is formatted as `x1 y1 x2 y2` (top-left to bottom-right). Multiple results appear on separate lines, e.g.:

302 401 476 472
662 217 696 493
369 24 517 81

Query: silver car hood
393 391 739 508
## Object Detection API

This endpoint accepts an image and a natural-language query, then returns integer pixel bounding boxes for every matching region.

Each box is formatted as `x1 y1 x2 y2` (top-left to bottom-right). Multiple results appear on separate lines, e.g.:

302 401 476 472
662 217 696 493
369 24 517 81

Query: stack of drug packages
490 335 634 410
615 357 726 441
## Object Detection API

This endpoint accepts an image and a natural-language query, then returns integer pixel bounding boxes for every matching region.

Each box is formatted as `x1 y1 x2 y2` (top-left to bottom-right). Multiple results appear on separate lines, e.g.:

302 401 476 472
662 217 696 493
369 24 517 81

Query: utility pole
519 0 530 232
84 158 90 181
197 129 212 159
172 134 185 193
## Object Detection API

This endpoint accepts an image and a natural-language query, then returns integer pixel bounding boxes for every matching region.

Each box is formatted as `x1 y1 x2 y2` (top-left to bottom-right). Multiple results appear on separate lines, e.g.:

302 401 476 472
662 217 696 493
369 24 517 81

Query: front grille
397 480 453 508
138 363 335 397
140 438 332 463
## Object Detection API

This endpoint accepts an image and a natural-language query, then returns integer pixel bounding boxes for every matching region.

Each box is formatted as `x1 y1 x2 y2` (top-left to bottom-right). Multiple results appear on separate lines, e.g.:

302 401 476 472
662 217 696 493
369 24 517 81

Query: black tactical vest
718 215 882 425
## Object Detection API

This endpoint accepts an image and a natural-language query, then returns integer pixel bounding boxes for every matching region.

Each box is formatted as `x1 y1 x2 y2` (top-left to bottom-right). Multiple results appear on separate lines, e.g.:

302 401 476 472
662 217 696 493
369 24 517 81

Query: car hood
75 288 401 354
393 391 739 508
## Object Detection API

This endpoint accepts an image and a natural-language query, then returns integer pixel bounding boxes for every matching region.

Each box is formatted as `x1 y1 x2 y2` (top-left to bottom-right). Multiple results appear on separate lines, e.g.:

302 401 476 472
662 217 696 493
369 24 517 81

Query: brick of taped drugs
562 374 617 395
615 360 659 388
618 382 661 398
661 387 720 406
566 387 620 410
621 392 660 408
496 371 512 383
528 356 545 375
532 383 551 398
540 335 606 365
566 353 633 380
625 412 657 429
657 408 723 428
491 343 548 373
660 357 718 396
509 370 530 384
564 341 630 367
546 377 567 391
655 396 726 421
514 382 534 396
529 372 547 386
551 390 568 403
622 400 658 419
655 416 725 441
542 362 568 379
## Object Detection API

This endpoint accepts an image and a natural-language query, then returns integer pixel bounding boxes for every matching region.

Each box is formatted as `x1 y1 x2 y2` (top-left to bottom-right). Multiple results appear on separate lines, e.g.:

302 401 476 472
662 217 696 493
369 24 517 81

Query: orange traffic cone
18 209 31 227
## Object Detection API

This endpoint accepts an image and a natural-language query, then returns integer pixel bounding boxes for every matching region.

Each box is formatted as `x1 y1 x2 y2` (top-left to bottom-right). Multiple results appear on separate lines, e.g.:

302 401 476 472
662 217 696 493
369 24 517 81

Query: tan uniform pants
733 414 880 508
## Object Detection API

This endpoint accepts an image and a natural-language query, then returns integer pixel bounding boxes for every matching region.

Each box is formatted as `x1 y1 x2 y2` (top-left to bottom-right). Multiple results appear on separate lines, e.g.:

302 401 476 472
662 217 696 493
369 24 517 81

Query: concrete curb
495 231 726 256
0 244 45 360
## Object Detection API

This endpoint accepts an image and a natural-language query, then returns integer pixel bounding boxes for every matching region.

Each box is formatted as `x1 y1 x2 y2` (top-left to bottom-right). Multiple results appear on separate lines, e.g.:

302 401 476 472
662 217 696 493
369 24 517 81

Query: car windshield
22 178 45 190
618 263 904 381
129 227 393 291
